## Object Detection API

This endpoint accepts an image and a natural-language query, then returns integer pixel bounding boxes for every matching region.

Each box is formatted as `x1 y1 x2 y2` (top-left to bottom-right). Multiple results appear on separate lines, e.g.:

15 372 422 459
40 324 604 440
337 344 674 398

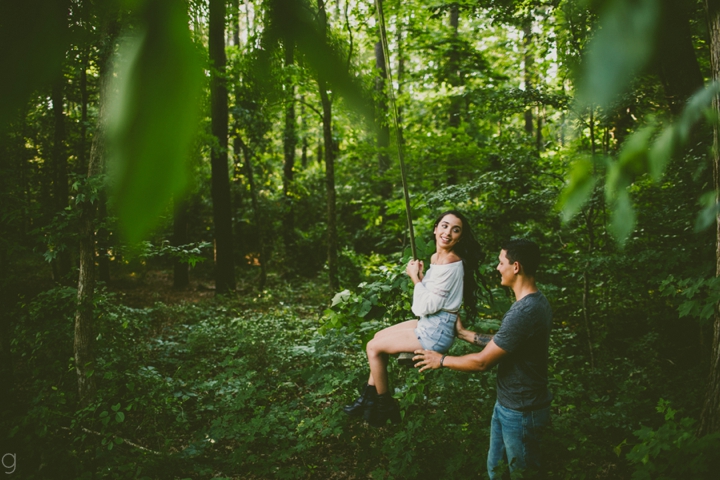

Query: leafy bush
626 399 720 480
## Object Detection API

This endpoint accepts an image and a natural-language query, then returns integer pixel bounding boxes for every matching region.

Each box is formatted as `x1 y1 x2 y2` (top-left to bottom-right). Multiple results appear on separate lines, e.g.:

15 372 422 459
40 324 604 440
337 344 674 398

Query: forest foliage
2 0 720 478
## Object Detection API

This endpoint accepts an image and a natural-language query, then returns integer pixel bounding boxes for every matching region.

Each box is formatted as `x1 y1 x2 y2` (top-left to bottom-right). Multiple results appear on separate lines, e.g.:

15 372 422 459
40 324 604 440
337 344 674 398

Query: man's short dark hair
502 238 540 277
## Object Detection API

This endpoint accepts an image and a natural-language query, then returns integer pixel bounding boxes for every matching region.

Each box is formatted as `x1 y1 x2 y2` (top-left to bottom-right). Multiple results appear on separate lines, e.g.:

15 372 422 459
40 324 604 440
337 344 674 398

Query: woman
343 210 484 427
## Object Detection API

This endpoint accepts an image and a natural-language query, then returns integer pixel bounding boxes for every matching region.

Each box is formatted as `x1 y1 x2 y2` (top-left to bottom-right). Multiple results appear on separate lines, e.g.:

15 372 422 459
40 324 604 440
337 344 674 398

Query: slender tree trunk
237 138 267 289
283 41 297 266
0 219 13 444
582 107 597 371
210 0 236 294
51 77 71 280
96 188 110 283
318 0 338 291
700 0 720 437
231 0 240 47
173 197 190 289
79 52 88 175
300 98 309 168
74 67 108 407
374 38 391 199
316 132 323 165
396 17 405 147
321 88 338 291
447 3 461 185
230 0 247 262
523 18 534 135
536 105 544 151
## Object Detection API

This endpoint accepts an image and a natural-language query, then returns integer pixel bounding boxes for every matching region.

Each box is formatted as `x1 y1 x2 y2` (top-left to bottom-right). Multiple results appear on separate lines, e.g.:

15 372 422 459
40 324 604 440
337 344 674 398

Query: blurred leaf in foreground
558 156 597 222
105 0 203 244
576 0 659 110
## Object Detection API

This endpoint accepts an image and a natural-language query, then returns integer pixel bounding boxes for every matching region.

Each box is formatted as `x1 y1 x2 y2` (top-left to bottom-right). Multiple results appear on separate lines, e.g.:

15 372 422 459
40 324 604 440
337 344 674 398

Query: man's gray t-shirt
493 291 552 411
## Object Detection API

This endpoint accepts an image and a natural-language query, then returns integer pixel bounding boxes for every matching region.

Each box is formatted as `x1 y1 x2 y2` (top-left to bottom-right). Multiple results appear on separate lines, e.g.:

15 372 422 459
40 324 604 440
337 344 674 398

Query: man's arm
413 340 508 373
455 315 494 347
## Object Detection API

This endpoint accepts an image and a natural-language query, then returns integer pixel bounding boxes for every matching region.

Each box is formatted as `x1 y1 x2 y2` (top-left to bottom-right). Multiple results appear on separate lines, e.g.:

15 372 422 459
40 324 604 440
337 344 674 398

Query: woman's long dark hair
432 210 485 320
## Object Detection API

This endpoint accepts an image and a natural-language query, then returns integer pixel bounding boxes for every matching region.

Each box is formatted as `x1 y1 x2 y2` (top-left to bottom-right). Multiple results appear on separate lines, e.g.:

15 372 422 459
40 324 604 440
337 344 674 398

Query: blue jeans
414 311 457 353
487 401 550 479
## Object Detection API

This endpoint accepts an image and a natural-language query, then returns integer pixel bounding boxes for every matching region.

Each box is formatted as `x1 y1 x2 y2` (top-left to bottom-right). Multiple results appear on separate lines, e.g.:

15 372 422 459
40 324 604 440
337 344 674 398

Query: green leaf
609 189 636 245
576 0 659 110
106 0 204 243
676 81 720 143
331 290 351 307
617 121 656 174
358 300 372 318
558 157 597 222
115 411 125 423
694 191 719 232
648 125 675 182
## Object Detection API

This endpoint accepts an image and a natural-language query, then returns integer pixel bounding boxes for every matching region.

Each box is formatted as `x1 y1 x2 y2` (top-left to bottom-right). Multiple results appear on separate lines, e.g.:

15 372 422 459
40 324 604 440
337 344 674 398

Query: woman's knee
366 338 385 358
366 338 376 356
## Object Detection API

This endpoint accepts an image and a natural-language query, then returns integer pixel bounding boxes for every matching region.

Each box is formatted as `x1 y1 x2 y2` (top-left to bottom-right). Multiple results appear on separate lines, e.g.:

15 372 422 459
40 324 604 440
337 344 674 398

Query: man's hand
455 315 467 337
413 349 443 372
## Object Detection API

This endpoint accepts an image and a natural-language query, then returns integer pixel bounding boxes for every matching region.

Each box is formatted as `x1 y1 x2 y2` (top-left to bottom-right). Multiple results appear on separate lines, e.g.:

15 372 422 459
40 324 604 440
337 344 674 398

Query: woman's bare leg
373 319 418 339
366 329 422 394
365 320 419 386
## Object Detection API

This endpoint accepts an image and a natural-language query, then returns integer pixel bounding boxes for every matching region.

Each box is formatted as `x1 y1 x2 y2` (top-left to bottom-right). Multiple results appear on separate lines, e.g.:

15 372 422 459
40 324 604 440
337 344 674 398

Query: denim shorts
414 311 457 353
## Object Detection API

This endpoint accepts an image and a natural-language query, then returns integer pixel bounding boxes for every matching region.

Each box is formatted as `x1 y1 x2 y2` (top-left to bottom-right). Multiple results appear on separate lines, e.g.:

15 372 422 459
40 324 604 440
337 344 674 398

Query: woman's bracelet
440 355 446 368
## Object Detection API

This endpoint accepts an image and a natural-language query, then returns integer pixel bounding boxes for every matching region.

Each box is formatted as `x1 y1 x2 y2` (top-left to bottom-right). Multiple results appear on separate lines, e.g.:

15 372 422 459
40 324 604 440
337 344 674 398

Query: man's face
496 249 517 287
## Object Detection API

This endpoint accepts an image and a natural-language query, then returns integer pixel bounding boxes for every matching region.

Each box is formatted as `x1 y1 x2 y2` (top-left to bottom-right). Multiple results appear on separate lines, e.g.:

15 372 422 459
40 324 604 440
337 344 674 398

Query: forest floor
10 260 700 478
107 265 329 311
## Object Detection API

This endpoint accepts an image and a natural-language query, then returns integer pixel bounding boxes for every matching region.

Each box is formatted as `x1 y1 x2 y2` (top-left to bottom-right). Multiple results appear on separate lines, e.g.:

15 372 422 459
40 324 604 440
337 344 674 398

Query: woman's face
434 214 463 250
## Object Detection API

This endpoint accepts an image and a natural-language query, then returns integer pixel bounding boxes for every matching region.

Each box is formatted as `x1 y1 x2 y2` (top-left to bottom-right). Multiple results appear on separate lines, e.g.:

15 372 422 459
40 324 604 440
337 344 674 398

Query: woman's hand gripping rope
406 259 424 285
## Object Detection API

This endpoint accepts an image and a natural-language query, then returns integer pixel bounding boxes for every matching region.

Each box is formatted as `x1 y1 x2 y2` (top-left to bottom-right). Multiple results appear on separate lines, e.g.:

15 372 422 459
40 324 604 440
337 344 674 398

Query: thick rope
374 0 417 259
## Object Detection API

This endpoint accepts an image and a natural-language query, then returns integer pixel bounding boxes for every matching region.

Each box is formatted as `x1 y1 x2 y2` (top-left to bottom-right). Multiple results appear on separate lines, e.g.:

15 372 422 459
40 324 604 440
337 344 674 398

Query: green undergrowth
4 276 717 479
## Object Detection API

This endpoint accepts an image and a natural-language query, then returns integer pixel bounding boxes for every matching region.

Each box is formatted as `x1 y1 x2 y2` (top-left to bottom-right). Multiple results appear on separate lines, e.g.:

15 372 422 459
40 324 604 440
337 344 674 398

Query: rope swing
374 0 417 260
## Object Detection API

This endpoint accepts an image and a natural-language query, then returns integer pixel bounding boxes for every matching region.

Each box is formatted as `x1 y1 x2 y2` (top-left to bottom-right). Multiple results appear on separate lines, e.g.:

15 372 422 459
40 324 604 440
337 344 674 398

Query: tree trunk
447 3 460 185
173 197 190 289
79 51 89 175
316 132 323 165
700 0 720 437
318 0 338 291
96 188 110 283
581 107 597 371
230 0 247 263
237 137 267 290
51 77 71 280
523 18 534 135
210 0 236 294
283 40 297 266
374 38 391 199
300 98 309 168
657 0 704 115
0 228 13 441
74 69 108 408
231 0 240 47
396 16 405 147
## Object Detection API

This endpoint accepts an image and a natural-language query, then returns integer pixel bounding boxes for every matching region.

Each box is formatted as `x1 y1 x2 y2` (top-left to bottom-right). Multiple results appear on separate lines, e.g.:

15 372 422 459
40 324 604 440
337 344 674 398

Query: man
413 238 553 478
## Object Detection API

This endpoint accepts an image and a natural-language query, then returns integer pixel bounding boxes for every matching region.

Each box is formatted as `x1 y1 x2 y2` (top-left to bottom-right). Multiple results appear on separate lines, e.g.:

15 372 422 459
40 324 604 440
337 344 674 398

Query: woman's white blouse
411 261 464 317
